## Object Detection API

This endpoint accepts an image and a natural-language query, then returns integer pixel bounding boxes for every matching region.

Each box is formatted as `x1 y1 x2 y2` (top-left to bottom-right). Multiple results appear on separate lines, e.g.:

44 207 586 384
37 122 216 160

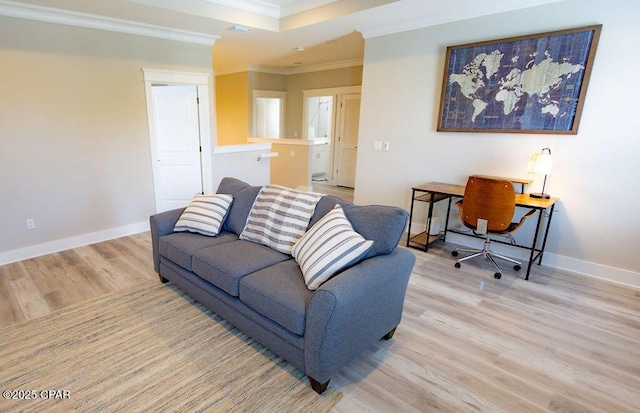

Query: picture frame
437 25 602 134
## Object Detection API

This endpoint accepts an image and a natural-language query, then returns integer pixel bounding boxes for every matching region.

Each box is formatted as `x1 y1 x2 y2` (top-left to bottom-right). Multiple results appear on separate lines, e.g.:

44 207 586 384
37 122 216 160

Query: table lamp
527 148 553 199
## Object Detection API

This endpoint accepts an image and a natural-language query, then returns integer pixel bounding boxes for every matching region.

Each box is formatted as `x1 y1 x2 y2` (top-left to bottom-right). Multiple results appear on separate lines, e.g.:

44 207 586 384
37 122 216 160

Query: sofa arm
149 208 185 273
304 247 416 384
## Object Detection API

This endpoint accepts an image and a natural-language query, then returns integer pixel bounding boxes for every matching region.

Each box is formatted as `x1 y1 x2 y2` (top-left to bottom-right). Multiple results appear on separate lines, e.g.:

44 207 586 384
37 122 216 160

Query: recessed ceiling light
295 46 305 52
228 25 251 33
326 40 338 44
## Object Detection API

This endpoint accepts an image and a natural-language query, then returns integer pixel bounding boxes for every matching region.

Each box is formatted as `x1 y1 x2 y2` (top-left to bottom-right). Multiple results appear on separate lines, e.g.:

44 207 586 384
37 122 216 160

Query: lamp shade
527 148 553 199
527 151 553 175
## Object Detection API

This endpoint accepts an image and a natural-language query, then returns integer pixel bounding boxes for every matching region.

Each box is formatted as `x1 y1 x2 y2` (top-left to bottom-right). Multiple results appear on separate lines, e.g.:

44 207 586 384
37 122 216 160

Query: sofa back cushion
216 177 260 235
216 178 409 259
225 186 262 234
216 176 250 194
310 195 408 260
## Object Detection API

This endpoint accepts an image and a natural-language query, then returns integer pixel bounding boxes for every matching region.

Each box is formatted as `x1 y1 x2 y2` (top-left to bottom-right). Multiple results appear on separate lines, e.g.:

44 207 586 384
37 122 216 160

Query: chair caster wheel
514 264 521 271
451 251 459 257
454 262 461 269
494 272 502 279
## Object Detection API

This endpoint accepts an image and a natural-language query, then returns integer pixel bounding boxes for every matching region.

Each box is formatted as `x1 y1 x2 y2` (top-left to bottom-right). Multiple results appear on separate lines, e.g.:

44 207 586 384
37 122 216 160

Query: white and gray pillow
292 204 373 290
240 185 323 254
174 194 233 236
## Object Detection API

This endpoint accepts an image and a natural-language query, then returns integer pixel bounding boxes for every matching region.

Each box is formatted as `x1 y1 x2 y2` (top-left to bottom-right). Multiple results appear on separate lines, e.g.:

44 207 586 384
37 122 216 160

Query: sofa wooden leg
309 377 329 394
382 326 397 340
158 274 168 284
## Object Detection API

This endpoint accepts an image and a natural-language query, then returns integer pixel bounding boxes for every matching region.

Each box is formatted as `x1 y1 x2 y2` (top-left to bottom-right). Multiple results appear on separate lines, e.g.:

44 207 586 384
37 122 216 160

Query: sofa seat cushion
159 231 238 271
192 240 291 297
239 260 313 336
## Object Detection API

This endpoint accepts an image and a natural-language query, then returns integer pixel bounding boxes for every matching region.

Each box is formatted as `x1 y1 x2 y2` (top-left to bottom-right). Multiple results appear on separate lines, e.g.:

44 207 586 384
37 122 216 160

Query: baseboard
439 232 640 290
0 221 149 266
542 253 640 290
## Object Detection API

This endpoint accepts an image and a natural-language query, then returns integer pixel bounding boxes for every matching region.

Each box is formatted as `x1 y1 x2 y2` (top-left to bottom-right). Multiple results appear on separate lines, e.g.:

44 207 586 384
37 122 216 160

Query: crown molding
281 58 363 75
214 57 363 76
0 0 220 46
358 0 567 39
202 0 280 18
202 0 338 19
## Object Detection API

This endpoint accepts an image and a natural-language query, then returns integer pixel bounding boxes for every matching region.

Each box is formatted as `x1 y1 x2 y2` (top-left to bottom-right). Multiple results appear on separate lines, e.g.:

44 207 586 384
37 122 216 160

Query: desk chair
452 176 535 279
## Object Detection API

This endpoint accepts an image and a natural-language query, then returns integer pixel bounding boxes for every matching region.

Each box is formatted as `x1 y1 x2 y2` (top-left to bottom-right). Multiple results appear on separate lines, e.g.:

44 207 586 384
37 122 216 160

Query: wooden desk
471 175 532 194
407 181 559 280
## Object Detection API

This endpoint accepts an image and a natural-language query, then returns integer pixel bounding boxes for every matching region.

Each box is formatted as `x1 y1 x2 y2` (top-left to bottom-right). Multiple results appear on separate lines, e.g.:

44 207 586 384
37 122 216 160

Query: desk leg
424 192 436 252
537 204 556 265
442 197 453 242
407 189 416 247
526 209 544 280
525 204 556 280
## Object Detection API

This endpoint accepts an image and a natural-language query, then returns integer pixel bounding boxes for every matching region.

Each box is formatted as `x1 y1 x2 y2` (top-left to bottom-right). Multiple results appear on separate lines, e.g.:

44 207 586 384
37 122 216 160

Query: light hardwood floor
0 233 156 329
312 181 354 202
1 234 639 412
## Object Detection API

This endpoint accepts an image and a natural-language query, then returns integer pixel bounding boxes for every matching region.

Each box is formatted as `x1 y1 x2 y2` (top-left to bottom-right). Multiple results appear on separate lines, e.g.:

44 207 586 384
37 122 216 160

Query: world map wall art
437 25 602 134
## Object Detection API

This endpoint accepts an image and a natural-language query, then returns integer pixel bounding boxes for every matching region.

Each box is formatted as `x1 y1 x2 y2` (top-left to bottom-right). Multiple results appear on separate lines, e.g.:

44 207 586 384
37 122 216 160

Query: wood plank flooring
312 181 354 202
1 233 639 412
0 233 156 329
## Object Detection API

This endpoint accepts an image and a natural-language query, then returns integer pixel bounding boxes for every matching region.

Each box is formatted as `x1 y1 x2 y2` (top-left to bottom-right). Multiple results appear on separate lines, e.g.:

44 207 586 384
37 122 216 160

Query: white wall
211 145 272 189
355 0 640 286
0 17 213 264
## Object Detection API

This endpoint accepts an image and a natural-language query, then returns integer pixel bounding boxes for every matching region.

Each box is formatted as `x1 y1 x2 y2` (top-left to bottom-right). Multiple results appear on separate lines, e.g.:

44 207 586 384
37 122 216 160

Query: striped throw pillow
240 185 323 254
292 204 373 290
174 194 233 237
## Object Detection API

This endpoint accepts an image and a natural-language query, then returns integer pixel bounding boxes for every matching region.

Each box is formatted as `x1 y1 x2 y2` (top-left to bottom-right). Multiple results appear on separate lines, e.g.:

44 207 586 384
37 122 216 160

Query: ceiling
1 0 567 75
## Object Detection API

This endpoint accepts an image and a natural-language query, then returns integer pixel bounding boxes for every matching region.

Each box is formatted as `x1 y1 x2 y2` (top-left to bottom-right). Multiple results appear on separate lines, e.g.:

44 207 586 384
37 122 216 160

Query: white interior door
151 85 203 212
334 93 361 188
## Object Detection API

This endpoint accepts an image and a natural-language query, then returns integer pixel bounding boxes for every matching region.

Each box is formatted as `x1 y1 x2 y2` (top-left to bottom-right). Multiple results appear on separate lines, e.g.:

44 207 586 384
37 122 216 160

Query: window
252 90 286 138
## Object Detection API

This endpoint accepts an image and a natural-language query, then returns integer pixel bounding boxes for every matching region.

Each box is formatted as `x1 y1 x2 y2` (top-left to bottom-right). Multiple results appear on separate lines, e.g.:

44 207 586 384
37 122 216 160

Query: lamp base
529 192 551 199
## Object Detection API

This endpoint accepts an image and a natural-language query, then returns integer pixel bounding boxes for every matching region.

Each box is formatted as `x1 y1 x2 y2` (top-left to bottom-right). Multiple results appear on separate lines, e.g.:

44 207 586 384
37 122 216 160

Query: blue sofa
149 177 416 393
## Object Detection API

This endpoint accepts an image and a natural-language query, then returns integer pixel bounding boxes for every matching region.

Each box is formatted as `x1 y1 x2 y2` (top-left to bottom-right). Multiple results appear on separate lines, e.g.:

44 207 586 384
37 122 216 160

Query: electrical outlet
26 219 35 230
290 150 296 157
476 218 487 234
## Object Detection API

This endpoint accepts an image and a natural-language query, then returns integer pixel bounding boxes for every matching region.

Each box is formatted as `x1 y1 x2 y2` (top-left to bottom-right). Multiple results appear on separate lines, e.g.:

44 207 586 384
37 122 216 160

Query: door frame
333 92 361 188
143 68 214 212
302 85 361 185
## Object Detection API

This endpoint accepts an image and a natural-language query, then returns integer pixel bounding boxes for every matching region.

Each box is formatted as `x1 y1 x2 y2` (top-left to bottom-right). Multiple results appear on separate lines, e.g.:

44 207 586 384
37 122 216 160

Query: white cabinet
311 143 329 180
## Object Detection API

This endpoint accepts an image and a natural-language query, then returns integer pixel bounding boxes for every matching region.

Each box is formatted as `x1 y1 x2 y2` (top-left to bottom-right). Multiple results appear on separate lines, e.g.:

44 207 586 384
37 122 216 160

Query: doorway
334 93 360 188
302 86 361 189
143 69 213 213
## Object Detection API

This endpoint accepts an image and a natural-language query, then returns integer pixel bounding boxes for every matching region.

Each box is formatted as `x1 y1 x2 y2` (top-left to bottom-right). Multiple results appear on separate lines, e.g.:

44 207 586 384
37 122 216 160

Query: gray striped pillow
240 185 323 254
292 204 373 290
174 194 233 236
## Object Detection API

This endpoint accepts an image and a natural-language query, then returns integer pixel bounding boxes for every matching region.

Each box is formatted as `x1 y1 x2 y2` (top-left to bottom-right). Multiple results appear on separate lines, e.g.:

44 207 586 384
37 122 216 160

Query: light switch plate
476 218 488 234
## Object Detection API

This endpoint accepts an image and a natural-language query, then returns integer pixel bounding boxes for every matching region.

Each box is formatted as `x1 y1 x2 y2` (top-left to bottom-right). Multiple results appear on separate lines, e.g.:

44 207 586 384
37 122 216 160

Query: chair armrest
149 208 185 272
303 247 416 384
